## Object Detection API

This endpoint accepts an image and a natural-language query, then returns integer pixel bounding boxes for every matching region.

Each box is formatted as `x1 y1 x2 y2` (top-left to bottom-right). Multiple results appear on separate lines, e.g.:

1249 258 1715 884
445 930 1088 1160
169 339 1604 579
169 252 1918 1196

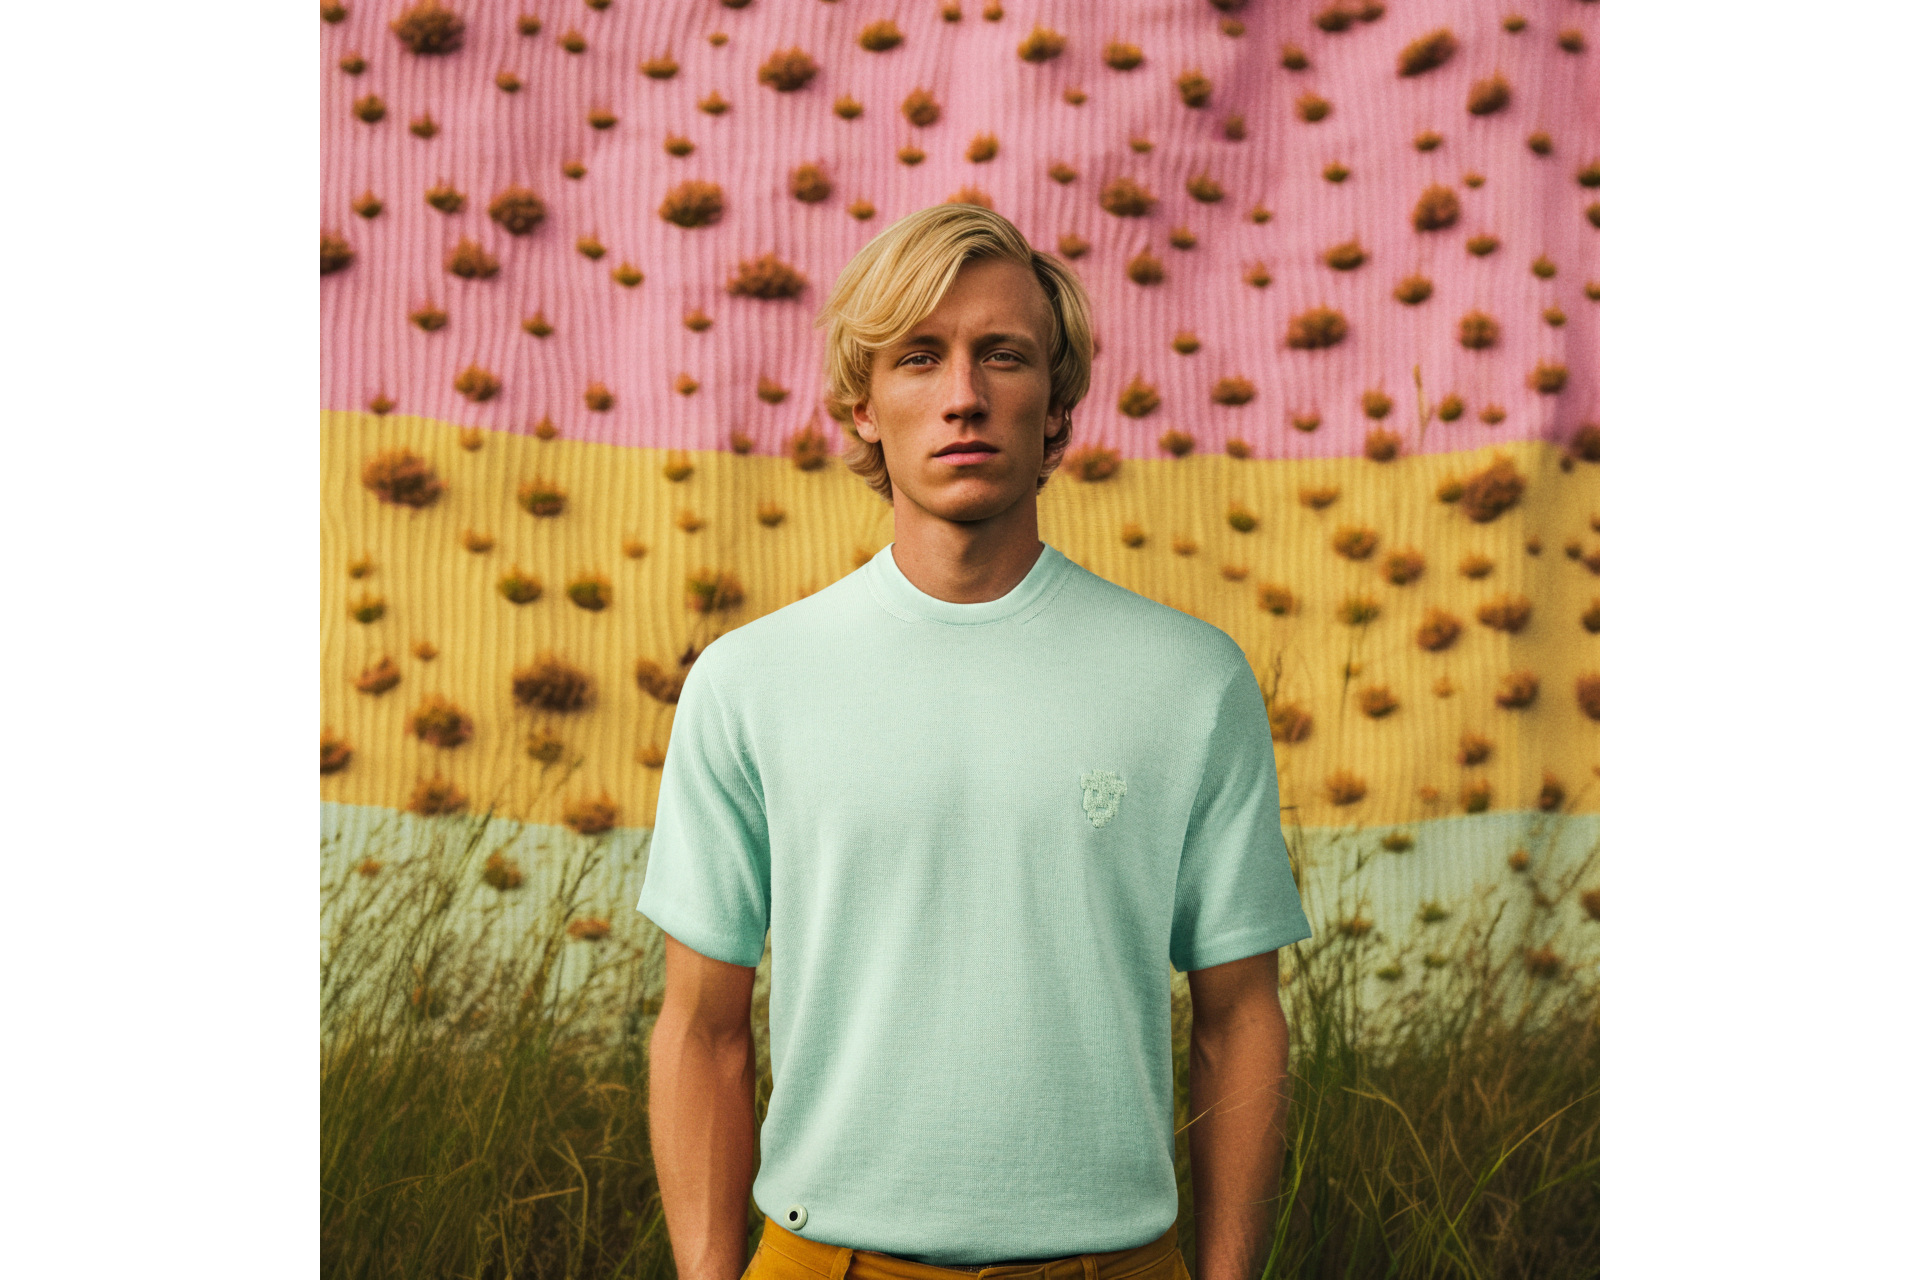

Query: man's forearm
649 1009 760 1280
1187 1004 1291 1280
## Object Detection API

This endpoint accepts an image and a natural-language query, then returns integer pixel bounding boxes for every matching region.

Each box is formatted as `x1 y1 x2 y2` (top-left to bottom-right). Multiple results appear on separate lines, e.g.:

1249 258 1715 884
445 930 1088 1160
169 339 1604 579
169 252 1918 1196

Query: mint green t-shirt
636 541 1311 1264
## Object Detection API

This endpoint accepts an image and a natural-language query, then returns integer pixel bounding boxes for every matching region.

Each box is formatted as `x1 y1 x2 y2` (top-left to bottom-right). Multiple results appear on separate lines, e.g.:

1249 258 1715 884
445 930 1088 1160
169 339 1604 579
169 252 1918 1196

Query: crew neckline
864 541 1071 626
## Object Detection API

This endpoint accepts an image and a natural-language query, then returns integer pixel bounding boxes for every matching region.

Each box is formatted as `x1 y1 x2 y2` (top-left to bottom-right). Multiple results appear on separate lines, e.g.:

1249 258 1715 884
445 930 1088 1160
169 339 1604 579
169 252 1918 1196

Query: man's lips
934 441 999 459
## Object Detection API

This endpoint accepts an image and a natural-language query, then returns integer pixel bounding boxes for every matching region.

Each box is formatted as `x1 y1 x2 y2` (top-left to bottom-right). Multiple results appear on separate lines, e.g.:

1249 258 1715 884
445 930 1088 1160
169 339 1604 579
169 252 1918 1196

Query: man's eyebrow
897 330 1040 350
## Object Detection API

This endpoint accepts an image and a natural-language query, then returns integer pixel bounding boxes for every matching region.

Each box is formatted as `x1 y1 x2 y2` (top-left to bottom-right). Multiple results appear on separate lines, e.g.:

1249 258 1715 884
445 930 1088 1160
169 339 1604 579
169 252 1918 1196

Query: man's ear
850 398 878 444
1043 401 1068 441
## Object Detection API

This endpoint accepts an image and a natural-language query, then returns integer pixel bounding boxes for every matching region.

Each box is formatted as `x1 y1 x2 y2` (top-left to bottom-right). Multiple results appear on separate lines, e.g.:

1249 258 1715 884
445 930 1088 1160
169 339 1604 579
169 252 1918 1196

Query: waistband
758 1220 1180 1280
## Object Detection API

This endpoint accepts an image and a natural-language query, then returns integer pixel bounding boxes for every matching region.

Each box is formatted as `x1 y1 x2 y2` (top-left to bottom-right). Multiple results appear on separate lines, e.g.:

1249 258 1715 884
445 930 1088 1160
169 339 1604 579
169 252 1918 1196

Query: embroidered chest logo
1080 769 1128 829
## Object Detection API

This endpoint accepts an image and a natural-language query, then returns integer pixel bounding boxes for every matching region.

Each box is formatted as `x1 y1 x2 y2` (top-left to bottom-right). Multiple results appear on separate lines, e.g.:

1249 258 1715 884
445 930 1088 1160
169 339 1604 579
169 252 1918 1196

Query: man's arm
1186 949 1291 1280
649 933 761 1280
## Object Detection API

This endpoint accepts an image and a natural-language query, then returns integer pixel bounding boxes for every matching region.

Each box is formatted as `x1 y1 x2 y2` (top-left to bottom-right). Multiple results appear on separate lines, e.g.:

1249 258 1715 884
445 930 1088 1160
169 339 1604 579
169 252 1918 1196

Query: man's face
851 255 1065 526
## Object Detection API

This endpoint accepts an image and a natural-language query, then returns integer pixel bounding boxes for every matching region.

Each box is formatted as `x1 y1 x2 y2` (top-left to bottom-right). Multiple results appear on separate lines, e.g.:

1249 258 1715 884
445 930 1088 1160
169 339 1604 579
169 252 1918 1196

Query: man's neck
888 503 1044 605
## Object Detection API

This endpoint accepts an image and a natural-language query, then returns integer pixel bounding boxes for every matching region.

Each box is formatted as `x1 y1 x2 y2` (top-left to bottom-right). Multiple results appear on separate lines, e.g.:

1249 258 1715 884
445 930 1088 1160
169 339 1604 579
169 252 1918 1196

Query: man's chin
899 475 1032 523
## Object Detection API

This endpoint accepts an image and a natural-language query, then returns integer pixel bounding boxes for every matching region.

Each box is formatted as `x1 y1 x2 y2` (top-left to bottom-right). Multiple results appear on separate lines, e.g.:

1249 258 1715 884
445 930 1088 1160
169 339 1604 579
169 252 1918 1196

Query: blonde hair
815 204 1095 504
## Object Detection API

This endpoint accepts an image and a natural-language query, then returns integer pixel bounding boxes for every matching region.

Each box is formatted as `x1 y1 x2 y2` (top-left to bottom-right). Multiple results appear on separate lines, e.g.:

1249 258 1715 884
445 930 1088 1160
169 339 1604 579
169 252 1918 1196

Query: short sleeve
1169 647 1313 973
635 649 772 969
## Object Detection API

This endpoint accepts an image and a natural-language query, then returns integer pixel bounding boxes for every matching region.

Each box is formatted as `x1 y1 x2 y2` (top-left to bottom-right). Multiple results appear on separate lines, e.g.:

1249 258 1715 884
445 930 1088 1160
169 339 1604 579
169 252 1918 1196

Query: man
639 205 1312 1280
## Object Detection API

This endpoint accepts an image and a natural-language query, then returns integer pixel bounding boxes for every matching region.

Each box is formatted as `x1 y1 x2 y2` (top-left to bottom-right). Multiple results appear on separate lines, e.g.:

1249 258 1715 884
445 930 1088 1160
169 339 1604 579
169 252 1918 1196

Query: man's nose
941 355 989 421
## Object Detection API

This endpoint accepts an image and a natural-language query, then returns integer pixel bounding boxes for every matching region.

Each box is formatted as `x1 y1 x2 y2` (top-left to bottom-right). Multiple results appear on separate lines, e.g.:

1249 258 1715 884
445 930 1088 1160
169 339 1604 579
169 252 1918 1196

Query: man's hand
1185 950 1290 1280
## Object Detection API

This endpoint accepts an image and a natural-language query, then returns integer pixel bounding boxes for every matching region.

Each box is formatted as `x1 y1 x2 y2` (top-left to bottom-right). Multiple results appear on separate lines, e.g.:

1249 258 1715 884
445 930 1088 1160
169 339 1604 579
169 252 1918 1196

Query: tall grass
322 800 1596 1279
1169 814 1599 1280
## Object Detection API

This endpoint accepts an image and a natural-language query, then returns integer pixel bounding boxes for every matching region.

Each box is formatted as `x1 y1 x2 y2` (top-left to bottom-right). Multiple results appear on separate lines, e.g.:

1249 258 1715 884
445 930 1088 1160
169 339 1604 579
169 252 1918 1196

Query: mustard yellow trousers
748 1221 1188 1280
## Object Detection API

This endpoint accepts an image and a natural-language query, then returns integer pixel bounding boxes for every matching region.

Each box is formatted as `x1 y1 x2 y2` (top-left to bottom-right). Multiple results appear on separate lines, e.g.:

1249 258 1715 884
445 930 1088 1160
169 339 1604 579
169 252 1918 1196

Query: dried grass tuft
408 693 472 747
487 186 545 235
1495 671 1539 709
787 423 831 471
1528 361 1569 393
1575 673 1600 721
1019 26 1067 62
759 48 819 91
1398 29 1457 77
1477 595 1533 634
1415 608 1462 651
790 164 831 202
425 182 465 214
1118 376 1161 418
858 20 904 52
1459 311 1499 349
560 794 614 836
1326 770 1367 806
1412 184 1460 230
685 568 746 613
1467 74 1511 115
321 729 352 775
1324 239 1367 271
453 364 500 402
901 87 940 125
1285 307 1348 349
1127 252 1164 285
1256 584 1296 616
322 231 354 275
726 253 807 299
1062 445 1120 482
390 1 465 55
1394 275 1432 305
1358 686 1399 718
1213 377 1255 405
1459 457 1525 522
1332 527 1378 561
1382 548 1425 585
1177 69 1212 108
362 448 443 508
1100 176 1155 216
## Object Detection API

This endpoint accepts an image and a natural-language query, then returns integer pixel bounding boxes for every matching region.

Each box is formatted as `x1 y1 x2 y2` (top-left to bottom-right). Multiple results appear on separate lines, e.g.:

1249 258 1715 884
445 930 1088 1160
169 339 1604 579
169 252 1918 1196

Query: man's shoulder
1057 557 1247 671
